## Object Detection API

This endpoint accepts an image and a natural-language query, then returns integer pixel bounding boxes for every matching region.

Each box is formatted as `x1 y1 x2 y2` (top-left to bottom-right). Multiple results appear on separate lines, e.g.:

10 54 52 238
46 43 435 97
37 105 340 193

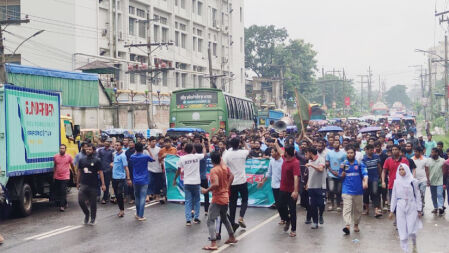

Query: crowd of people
20 119 447 252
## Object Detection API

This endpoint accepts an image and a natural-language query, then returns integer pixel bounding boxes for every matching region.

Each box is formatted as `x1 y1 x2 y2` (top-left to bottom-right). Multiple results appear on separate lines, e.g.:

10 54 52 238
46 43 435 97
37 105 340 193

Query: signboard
164 155 274 207
4 86 60 176
344 97 351 106
175 91 218 109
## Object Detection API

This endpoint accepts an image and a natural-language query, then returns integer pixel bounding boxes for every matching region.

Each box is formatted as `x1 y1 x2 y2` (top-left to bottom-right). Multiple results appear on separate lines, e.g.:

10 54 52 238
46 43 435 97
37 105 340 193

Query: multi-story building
2 0 245 98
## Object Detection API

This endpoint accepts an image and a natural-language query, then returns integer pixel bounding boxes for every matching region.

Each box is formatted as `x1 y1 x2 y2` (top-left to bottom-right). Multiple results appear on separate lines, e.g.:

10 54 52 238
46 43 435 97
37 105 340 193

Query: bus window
225 96 231 118
243 101 249 120
232 98 238 119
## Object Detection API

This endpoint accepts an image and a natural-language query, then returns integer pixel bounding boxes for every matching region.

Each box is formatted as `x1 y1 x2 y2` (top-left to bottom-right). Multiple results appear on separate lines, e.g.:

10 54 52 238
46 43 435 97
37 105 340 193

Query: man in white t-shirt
412 146 427 212
146 136 164 203
223 137 250 231
174 143 205 225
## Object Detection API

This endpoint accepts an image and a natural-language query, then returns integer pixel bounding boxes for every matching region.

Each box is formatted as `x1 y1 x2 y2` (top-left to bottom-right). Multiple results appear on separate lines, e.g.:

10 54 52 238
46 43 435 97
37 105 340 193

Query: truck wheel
18 183 33 217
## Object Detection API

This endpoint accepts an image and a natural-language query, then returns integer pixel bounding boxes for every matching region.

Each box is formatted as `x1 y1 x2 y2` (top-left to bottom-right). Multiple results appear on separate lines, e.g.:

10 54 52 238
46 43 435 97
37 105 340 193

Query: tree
245 25 288 77
384 85 411 107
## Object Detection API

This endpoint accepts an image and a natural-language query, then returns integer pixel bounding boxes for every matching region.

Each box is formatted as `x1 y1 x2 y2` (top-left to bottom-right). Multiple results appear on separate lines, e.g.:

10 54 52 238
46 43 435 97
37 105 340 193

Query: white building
2 0 245 99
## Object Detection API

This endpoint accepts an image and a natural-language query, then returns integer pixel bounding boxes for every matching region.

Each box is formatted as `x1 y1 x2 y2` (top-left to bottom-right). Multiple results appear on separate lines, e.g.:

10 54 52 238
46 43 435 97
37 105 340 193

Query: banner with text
164 155 274 207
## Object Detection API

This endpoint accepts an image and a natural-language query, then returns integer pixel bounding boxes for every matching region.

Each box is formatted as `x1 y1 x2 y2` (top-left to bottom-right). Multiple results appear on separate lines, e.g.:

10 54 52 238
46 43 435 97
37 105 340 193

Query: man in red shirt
53 144 75 212
201 151 237 250
277 143 300 237
381 144 409 204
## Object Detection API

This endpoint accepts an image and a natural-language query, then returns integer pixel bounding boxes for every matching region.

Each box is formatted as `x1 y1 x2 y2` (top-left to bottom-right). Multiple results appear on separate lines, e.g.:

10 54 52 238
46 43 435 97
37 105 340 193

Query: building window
181 0 185 9
212 43 217 56
192 74 196 87
181 73 187 88
162 71 168 86
175 72 180 87
162 27 168 42
240 37 243 53
139 22 146 38
240 7 243 22
160 16 168 25
193 37 197 51
175 0 178 6
212 8 217 27
198 38 203 52
136 8 145 18
175 31 179 47
130 73 136 83
192 0 196 13
179 23 186 31
154 25 159 42
197 1 202 16
129 18 135 35
198 75 203 88
129 6 135 15
181 33 186 49
140 73 146 85
0 1 20 21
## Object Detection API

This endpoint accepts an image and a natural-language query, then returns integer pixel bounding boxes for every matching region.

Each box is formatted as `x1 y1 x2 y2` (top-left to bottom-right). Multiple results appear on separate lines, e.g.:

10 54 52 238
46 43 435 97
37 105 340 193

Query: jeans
328 177 342 206
278 191 297 231
102 171 112 201
201 179 210 213
134 184 148 218
363 180 380 208
418 181 426 211
78 184 97 220
112 179 126 211
184 184 200 221
207 203 233 241
308 188 325 224
229 182 249 225
53 179 68 208
430 185 444 209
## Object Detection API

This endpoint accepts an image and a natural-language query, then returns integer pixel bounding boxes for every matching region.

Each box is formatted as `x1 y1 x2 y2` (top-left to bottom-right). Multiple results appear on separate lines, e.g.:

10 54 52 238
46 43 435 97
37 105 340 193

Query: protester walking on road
223 137 250 231
174 143 205 225
53 144 75 212
326 140 346 212
425 148 445 215
201 151 238 250
130 142 154 221
125 139 136 204
147 136 164 203
305 147 326 229
112 141 132 218
362 144 382 217
97 139 114 204
77 144 106 225
390 163 422 253
340 146 368 235
277 143 300 237
412 147 427 213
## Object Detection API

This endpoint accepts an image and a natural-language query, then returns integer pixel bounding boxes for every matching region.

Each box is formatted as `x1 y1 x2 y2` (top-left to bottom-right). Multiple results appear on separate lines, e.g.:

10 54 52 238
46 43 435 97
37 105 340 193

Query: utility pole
208 42 215 88
125 15 174 128
0 19 30 84
368 66 372 109
419 67 427 121
445 35 448 133
428 57 433 121
360 75 364 112
322 68 326 106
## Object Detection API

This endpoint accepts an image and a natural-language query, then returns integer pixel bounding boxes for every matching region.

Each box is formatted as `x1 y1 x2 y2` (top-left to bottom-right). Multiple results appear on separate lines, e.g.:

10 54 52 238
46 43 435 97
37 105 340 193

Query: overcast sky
244 0 449 92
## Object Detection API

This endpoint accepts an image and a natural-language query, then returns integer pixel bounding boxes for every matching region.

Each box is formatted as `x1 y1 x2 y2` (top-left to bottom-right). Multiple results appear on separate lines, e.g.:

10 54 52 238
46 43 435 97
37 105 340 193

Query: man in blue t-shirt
339 146 368 235
325 140 346 211
362 144 382 217
112 141 131 218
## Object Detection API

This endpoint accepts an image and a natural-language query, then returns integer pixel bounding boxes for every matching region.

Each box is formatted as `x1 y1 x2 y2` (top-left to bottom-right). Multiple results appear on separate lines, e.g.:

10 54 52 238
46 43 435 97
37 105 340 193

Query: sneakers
238 219 247 229
89 218 96 226
311 223 319 229
186 221 192 226
439 208 445 216
319 216 324 225
304 219 312 225
84 215 89 225
283 220 291 232
432 209 438 214
343 227 350 235
194 218 201 224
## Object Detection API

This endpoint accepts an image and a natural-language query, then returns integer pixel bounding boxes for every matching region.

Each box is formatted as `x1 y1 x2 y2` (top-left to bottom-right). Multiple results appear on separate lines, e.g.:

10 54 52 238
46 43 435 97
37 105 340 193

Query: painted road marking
24 226 81 241
127 200 159 210
36 225 82 240
214 213 280 253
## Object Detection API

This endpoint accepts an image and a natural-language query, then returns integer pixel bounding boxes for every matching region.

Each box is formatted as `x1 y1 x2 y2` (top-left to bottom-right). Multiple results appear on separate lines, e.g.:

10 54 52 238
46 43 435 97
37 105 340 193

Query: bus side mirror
73 125 80 137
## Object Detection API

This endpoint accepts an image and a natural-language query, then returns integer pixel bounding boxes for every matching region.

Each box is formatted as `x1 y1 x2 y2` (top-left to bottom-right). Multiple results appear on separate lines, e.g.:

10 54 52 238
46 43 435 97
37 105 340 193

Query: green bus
169 88 255 133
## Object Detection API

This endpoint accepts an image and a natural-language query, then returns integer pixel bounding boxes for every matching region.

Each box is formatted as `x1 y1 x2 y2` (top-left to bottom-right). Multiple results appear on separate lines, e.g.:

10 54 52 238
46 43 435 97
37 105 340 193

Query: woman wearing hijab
389 163 422 253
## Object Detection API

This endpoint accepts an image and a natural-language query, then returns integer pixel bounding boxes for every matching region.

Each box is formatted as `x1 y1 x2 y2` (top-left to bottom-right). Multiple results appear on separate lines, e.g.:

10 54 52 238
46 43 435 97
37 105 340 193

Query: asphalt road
0 189 448 253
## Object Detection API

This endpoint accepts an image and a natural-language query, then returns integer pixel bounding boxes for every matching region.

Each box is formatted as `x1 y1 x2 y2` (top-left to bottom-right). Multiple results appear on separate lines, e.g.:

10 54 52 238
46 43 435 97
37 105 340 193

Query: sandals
202 246 218 251
353 226 360 233
278 220 286 225
225 239 238 244
289 231 296 237
118 211 124 218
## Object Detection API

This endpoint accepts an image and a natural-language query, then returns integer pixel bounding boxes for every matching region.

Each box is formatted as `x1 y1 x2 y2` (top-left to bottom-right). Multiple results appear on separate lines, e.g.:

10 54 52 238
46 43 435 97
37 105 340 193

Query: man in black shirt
249 140 264 158
125 139 136 204
77 144 106 225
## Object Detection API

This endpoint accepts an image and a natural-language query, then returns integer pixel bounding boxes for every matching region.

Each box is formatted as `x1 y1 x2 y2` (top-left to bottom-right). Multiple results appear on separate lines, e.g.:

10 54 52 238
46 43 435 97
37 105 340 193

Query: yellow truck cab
60 115 80 159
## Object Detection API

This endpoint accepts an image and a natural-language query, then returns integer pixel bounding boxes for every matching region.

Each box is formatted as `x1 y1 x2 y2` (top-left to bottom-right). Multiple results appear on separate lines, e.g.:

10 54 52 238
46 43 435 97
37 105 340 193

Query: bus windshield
175 90 218 109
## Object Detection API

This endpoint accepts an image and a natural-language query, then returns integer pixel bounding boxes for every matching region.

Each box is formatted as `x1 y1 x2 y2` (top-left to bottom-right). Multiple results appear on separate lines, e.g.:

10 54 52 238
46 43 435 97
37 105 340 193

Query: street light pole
12 30 45 55
445 35 448 133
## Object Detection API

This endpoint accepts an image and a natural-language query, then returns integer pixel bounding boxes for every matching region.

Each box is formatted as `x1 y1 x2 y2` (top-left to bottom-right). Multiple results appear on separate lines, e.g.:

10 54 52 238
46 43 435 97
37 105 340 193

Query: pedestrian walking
197 143 211 216
97 139 114 204
362 144 382 217
412 147 427 213
174 143 205 225
223 137 250 231
53 144 74 212
382 145 409 205
112 141 132 217
277 144 300 237
77 144 106 225
125 139 136 205
146 136 164 203
201 151 238 250
130 142 154 221
340 146 368 235
305 147 326 229
326 140 346 212
425 148 445 215
390 163 422 253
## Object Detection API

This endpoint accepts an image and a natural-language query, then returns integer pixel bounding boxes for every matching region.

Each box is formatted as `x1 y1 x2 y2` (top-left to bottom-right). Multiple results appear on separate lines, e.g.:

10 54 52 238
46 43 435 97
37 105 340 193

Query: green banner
165 155 274 207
